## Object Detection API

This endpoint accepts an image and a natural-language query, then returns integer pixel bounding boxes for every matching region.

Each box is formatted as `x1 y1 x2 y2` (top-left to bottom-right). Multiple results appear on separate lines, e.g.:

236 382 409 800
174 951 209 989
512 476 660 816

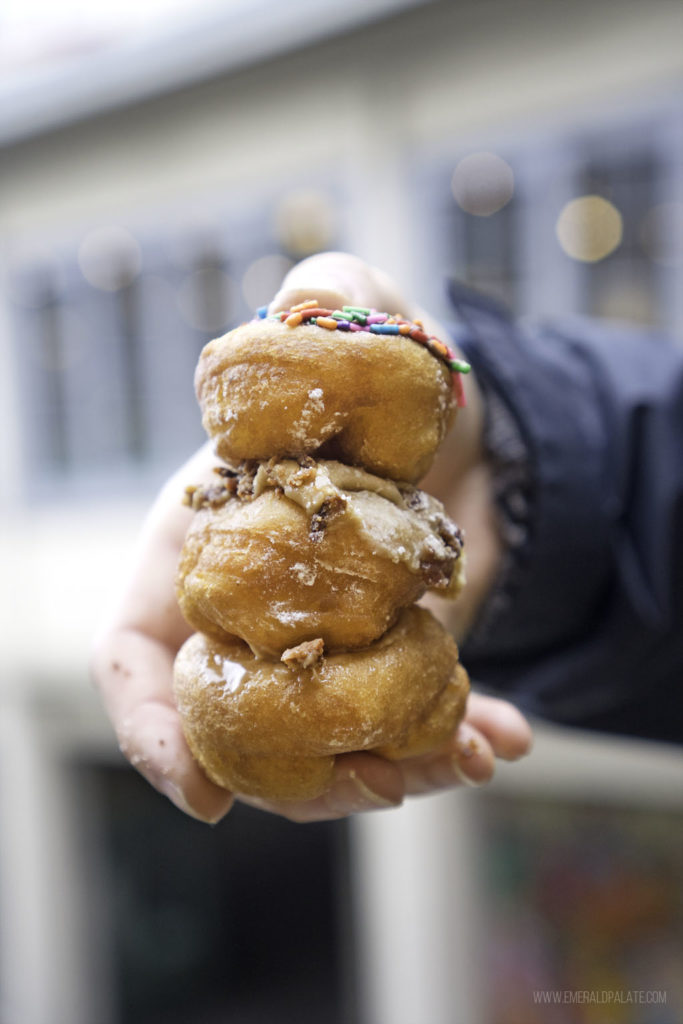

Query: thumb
269 251 410 316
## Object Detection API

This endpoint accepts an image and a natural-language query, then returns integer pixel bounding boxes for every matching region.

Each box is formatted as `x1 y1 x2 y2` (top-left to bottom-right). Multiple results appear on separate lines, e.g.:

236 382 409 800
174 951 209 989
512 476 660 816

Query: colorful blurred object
479 796 683 1024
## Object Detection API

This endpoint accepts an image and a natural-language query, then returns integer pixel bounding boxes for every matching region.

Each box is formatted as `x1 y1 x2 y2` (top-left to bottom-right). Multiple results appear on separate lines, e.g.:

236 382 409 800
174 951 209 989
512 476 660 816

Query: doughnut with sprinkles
194 299 470 483
174 296 471 801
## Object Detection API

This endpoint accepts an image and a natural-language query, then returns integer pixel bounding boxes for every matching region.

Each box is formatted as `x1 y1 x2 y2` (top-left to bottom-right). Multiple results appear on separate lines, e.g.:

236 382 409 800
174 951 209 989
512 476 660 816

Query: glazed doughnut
174 295 472 806
176 458 465 658
195 302 470 483
173 606 470 802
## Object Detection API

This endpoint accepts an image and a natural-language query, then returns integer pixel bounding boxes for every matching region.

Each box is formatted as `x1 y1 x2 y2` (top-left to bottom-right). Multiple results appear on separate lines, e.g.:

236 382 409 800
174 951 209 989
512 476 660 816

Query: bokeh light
273 189 337 256
241 253 294 311
77 225 142 290
451 152 515 216
556 195 623 262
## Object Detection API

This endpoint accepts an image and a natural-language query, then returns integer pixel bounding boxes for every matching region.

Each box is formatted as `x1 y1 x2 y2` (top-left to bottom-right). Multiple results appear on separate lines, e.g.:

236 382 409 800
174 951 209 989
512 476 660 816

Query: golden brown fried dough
195 318 455 483
176 459 465 658
173 606 470 802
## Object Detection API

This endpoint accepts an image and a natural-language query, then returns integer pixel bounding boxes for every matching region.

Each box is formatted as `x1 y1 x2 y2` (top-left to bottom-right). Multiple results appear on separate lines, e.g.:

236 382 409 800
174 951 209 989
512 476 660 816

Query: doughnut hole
176 490 450 658
173 607 469 802
195 320 455 482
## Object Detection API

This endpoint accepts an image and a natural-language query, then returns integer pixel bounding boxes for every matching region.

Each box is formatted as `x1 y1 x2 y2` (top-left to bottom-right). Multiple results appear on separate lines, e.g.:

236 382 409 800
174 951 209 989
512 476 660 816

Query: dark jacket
450 284 683 745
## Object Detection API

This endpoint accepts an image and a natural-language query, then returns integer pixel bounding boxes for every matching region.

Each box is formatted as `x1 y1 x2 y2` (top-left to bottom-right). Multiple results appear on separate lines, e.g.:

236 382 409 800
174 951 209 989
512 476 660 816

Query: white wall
2 0 683 236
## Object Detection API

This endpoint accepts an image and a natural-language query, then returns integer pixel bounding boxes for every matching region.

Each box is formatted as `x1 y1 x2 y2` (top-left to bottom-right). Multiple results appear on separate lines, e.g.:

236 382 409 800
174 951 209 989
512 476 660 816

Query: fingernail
451 759 486 788
450 725 489 787
124 736 204 821
156 777 232 824
324 770 402 816
156 777 205 819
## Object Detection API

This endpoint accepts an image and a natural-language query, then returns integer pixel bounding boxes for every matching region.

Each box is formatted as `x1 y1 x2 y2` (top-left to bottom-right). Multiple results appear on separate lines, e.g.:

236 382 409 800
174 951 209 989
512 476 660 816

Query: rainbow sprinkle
254 301 471 406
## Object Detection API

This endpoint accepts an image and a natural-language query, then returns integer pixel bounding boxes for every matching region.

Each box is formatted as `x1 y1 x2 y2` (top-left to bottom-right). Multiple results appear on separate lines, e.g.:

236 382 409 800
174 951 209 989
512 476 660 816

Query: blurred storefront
0 1 682 1022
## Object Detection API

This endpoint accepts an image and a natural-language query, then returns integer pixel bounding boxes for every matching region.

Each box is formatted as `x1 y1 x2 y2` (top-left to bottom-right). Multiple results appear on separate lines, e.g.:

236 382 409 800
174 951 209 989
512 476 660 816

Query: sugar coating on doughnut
173 606 470 802
195 312 460 482
177 458 466 658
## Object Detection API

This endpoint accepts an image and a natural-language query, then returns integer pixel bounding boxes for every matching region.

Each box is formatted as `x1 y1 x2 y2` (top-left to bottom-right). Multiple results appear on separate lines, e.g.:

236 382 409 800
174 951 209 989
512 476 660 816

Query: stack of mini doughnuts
173 301 472 802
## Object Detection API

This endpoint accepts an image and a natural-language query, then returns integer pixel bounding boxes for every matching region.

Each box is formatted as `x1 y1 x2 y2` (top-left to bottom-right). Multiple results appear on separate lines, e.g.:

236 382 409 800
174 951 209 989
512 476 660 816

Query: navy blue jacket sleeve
449 287 683 745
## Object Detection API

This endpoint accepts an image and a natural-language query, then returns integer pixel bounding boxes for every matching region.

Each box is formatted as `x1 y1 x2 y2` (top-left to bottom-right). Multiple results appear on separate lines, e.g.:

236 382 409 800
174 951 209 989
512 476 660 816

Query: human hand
91 252 532 825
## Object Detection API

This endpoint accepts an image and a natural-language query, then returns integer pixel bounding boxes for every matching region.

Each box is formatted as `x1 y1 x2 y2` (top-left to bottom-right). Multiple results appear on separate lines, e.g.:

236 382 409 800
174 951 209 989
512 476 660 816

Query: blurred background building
0 0 682 1022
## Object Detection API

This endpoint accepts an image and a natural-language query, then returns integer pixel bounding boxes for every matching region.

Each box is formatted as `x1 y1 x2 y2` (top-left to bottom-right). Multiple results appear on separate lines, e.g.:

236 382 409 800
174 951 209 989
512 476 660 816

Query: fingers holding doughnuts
93 253 533 825
238 692 531 822
91 443 235 824
242 753 406 823
395 693 534 797
462 692 534 761
240 688 535 822
269 252 412 323
93 623 235 824
269 252 447 343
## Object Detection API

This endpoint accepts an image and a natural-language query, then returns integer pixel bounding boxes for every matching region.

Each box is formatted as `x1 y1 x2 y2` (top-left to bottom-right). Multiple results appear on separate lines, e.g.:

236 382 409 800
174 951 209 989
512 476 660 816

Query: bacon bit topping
236 461 258 498
419 557 455 589
183 481 235 510
281 637 325 669
288 463 317 487
309 496 345 540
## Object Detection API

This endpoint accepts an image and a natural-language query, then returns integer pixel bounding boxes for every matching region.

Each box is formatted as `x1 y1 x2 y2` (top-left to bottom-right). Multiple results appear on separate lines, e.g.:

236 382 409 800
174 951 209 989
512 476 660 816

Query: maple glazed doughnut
195 302 471 483
176 458 466 659
173 606 470 802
